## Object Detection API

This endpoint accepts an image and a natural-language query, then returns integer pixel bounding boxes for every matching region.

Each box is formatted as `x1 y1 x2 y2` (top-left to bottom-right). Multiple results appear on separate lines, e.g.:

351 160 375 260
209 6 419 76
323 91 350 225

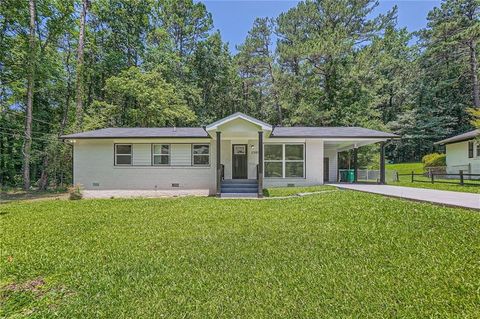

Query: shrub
422 153 446 168
68 184 83 200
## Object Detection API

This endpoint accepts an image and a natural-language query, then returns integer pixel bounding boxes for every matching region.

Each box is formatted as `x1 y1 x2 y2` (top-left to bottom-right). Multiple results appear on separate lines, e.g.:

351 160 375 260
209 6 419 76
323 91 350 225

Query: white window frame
284 144 305 178
115 144 133 166
192 144 210 166
264 144 284 178
152 144 170 166
264 143 305 178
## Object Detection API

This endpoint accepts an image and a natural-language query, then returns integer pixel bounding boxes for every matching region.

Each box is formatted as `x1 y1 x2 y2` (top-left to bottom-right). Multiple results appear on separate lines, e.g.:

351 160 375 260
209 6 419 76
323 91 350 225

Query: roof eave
59 135 211 139
270 135 399 139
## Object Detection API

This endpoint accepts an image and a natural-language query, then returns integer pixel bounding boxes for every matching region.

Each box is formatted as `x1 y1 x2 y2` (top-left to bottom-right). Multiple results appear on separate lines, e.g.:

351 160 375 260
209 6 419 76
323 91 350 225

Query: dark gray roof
271 127 398 138
60 127 209 139
435 129 479 145
60 125 398 139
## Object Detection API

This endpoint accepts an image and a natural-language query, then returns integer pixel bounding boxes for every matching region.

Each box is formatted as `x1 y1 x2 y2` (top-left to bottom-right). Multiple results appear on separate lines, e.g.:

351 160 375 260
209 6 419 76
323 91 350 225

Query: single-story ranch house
435 129 480 175
61 113 398 197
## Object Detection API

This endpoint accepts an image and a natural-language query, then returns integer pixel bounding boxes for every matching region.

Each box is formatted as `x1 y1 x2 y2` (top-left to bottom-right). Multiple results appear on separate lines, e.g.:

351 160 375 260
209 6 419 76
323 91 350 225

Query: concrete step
221 183 258 189
221 187 259 193
220 193 258 198
222 179 257 184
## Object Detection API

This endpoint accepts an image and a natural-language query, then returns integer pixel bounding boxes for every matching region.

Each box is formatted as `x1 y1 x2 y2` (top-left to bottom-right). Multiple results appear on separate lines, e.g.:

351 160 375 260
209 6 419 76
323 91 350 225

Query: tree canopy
1 0 479 189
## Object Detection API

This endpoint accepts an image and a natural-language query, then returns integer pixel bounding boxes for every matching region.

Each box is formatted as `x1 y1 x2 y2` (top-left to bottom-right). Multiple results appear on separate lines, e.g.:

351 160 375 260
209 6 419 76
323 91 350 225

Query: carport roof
270 127 398 139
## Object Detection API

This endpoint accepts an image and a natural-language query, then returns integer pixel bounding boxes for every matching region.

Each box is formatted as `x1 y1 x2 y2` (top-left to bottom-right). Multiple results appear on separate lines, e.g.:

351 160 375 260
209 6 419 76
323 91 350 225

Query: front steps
220 179 259 198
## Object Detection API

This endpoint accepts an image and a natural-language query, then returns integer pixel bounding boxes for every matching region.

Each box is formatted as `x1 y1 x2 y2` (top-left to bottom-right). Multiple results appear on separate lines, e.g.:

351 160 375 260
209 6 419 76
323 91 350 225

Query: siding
263 138 325 187
446 141 480 174
74 139 215 192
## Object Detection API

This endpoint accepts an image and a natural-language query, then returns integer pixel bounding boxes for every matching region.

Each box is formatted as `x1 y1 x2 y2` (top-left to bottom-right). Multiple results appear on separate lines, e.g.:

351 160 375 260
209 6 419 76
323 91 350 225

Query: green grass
1 193 480 318
386 162 424 174
264 185 335 197
387 162 480 194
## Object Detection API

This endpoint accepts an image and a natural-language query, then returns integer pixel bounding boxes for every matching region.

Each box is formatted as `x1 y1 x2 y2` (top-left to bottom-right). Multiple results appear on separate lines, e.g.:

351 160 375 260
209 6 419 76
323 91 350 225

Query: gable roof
60 114 398 140
435 129 479 145
271 127 398 139
205 112 272 131
60 127 209 139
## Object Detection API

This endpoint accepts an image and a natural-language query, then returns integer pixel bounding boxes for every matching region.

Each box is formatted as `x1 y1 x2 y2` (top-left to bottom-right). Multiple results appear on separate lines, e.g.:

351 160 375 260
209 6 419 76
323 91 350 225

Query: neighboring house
435 129 480 175
61 112 397 197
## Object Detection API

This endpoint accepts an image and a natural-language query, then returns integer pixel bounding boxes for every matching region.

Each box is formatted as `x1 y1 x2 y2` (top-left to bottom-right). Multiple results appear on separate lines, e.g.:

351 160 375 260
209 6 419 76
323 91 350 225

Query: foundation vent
172 183 180 188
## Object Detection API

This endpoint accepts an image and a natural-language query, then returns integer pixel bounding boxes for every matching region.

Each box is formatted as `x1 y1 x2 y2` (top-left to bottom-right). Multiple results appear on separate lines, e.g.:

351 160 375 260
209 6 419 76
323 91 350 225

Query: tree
75 0 89 128
235 18 281 123
22 0 37 190
87 67 197 128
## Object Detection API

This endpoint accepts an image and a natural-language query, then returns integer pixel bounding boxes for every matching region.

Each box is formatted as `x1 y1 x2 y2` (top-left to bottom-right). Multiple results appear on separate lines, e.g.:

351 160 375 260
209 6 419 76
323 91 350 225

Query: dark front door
324 157 329 182
232 144 248 179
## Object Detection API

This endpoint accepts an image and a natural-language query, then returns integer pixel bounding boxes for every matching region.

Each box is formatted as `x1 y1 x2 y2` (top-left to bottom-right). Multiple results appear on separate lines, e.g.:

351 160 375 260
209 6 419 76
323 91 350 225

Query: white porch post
216 131 221 196
258 131 264 197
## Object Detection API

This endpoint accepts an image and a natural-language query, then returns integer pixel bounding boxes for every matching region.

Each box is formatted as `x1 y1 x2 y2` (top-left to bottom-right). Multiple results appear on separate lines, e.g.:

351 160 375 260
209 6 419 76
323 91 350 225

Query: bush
422 153 446 168
68 184 83 200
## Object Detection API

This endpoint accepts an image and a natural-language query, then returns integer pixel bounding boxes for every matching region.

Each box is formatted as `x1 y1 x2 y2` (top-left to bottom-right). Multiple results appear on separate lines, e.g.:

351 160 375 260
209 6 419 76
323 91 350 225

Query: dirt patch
0 191 68 204
4 277 46 294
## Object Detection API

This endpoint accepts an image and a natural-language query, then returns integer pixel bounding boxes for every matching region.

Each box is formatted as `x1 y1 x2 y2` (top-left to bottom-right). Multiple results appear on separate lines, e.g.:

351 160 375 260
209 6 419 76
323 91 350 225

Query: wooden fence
397 170 480 186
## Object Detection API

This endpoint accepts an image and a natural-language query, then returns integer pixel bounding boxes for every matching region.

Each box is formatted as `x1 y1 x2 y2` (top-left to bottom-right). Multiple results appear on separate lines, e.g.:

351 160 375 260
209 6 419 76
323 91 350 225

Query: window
193 144 210 165
264 144 305 178
469 141 474 158
153 144 170 165
477 142 480 158
285 145 304 178
264 145 283 177
115 144 132 165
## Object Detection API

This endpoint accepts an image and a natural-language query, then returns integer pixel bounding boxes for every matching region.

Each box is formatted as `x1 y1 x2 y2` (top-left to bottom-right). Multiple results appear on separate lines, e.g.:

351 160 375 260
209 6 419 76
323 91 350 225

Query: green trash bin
347 169 355 183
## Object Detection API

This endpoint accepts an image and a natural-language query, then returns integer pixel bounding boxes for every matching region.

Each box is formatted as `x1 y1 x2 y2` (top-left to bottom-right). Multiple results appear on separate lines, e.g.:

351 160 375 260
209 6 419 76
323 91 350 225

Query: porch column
353 147 358 183
379 141 386 184
216 131 221 197
258 131 264 197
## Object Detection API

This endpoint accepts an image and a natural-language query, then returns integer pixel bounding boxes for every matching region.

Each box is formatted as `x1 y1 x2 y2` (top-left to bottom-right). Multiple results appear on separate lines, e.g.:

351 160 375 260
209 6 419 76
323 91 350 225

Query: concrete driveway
330 184 480 210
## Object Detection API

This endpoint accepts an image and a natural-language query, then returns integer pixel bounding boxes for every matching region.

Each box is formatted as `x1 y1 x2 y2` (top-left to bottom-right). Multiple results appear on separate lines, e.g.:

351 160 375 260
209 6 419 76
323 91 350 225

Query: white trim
206 112 272 131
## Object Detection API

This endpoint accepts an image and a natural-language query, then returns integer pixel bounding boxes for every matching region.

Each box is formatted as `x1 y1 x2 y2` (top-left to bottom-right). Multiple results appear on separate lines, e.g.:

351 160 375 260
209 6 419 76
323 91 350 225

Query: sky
201 0 442 53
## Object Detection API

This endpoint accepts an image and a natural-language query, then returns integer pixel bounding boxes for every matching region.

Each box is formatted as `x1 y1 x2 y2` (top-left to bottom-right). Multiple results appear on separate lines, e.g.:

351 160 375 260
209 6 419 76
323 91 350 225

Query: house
435 129 480 175
61 112 398 197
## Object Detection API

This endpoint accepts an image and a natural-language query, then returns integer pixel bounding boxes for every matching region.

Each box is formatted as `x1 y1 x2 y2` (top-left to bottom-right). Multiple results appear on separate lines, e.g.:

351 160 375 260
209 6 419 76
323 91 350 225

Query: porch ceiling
324 138 385 151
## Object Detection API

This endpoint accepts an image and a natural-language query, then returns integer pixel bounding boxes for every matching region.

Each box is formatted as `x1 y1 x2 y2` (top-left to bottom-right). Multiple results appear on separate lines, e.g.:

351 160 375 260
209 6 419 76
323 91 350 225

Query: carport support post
258 131 264 197
353 147 358 183
379 141 386 184
216 131 221 197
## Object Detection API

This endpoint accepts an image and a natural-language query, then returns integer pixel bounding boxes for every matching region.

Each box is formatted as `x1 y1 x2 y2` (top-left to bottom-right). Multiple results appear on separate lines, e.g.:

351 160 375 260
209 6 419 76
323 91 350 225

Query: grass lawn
264 185 336 197
1 192 480 318
387 162 480 194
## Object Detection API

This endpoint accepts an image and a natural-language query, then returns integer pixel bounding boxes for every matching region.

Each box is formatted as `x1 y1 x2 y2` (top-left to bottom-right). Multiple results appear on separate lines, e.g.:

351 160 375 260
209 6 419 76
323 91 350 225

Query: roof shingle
271 127 398 138
60 127 209 139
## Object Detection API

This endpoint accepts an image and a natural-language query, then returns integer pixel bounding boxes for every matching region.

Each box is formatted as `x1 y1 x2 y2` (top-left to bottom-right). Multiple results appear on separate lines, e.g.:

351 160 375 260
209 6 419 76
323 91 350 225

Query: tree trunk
22 0 36 190
267 61 282 125
75 0 89 128
38 156 49 190
60 40 73 136
469 40 480 108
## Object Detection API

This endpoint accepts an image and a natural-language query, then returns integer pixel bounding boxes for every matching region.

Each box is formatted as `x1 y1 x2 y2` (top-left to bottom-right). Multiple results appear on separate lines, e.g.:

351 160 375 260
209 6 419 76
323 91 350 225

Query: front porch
205 113 393 198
